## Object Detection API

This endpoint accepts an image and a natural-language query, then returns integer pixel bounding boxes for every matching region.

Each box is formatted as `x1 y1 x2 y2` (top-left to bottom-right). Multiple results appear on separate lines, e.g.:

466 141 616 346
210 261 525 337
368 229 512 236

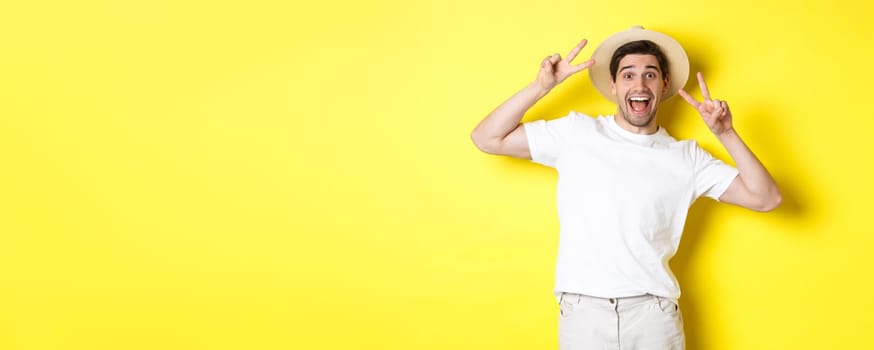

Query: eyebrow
619 65 661 73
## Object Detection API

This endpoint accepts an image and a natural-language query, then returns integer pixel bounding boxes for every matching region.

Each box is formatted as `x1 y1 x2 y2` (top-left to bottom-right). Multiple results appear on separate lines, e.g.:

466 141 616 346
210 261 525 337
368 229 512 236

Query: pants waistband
559 292 675 312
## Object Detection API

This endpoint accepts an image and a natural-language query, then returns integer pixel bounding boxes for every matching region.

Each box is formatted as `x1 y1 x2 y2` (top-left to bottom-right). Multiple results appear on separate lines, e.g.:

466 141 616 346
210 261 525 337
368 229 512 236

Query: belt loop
576 293 581 304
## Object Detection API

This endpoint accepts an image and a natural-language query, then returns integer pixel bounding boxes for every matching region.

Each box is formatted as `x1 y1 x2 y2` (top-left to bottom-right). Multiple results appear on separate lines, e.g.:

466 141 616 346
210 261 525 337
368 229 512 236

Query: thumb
541 56 554 73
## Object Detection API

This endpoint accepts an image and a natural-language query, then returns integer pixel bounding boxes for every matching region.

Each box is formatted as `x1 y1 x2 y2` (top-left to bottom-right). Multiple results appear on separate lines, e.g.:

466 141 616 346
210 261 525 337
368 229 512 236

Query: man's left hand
678 72 734 136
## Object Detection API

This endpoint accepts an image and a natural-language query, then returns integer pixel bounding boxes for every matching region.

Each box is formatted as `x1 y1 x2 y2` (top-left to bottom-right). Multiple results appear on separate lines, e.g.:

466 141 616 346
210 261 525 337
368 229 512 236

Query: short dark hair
609 40 669 82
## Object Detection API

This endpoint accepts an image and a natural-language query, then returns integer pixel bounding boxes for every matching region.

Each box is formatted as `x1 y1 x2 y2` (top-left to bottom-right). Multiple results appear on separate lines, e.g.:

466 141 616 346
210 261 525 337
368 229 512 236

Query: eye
623 72 633 79
645 72 656 79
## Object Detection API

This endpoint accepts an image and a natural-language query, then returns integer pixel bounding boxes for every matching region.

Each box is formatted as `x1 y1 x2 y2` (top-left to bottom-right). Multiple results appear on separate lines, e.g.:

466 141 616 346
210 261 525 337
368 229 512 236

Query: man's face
610 54 669 129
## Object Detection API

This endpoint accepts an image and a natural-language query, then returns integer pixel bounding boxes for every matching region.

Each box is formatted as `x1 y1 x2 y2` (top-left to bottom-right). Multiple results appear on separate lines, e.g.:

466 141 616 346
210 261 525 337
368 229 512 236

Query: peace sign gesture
678 72 734 136
536 39 596 92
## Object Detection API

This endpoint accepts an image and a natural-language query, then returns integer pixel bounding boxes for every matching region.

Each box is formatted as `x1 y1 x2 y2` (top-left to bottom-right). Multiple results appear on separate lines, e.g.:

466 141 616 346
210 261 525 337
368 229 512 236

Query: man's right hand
471 38 596 159
536 39 596 92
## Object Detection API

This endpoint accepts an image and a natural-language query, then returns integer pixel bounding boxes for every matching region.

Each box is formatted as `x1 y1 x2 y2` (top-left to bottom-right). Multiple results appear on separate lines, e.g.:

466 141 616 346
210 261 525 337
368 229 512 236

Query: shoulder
556 110 597 125
679 139 727 167
567 111 601 131
524 111 598 133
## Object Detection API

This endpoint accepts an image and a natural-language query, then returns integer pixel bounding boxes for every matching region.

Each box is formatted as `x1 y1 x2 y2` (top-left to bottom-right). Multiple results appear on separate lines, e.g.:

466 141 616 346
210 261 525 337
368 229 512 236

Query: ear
610 79 616 95
662 74 671 95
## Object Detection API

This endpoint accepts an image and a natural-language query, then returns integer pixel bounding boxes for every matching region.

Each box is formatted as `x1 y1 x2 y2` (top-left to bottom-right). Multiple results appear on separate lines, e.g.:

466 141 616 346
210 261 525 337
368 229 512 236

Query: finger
677 89 700 108
565 39 588 63
541 58 554 75
549 53 561 65
569 58 596 73
697 72 712 101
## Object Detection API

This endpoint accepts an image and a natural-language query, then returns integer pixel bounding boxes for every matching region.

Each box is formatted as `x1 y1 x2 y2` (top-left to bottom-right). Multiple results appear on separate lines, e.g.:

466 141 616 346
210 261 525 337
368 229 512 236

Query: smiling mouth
628 96 651 114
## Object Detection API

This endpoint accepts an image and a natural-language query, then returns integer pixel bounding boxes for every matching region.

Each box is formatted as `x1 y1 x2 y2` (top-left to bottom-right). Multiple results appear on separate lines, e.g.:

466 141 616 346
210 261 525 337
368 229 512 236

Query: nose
633 76 647 89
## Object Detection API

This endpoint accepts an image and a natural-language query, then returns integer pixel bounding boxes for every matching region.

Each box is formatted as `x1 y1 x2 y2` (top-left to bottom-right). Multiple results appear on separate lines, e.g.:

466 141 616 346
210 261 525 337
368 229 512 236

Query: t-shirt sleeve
523 114 575 168
691 141 739 201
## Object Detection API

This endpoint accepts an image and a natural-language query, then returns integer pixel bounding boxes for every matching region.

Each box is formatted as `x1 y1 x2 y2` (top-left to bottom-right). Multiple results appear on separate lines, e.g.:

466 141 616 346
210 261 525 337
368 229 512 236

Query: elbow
470 130 497 154
755 190 783 212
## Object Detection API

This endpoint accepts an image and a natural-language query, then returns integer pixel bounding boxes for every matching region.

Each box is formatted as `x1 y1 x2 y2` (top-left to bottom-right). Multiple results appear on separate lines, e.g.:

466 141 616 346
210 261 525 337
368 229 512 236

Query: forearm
471 81 549 147
717 129 782 204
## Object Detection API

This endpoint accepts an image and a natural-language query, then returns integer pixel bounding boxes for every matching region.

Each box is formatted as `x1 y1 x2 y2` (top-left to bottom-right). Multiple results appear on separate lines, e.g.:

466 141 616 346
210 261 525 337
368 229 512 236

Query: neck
614 110 659 135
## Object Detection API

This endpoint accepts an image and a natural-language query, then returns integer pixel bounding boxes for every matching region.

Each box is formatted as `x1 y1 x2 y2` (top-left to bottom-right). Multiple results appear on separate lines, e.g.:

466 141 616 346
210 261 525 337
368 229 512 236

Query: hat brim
589 26 689 103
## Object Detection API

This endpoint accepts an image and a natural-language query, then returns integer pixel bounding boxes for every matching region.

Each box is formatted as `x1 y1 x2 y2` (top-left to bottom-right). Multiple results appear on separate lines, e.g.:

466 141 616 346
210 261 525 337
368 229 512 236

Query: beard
618 103 657 128
618 88 660 129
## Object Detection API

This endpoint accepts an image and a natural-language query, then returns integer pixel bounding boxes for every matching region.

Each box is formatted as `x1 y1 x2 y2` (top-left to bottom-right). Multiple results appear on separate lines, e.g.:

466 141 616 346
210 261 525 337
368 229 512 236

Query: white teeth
629 97 649 102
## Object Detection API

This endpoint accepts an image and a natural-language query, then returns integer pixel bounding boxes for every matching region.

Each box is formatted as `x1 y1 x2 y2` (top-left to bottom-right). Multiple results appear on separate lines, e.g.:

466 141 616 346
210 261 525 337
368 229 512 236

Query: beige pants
558 293 685 350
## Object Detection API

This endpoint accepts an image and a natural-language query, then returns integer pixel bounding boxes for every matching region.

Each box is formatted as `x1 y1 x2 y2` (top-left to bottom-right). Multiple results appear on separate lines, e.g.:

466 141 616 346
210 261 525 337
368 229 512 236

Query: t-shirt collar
606 115 672 146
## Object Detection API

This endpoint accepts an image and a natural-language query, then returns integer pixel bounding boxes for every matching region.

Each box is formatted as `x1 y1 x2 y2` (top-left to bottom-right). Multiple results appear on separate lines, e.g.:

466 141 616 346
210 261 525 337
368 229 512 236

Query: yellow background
1 0 872 349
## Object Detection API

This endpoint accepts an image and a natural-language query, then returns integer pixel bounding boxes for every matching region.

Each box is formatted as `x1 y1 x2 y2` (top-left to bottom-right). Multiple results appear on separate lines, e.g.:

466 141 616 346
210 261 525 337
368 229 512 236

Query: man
470 26 781 349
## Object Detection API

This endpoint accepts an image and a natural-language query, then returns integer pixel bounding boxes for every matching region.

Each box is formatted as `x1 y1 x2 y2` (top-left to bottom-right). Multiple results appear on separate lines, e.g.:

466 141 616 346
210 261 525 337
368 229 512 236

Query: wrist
528 81 552 99
715 128 738 141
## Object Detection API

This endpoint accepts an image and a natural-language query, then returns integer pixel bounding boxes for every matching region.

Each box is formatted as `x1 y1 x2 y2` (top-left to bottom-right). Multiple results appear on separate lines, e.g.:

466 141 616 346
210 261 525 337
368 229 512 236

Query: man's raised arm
470 39 595 159
679 72 782 212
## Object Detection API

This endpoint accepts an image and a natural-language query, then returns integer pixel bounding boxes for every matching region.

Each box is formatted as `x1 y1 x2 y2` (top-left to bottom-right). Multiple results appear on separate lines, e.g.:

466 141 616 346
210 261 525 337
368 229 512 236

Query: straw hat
589 26 689 103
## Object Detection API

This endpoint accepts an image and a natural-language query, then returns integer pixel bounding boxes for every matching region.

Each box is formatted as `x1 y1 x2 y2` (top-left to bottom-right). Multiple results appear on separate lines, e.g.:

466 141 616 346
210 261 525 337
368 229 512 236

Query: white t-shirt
524 112 738 302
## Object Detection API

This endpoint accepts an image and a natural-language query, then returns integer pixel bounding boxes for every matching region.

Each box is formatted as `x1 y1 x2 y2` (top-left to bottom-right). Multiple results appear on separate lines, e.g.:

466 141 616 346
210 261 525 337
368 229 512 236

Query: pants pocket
558 293 579 319
655 296 679 315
